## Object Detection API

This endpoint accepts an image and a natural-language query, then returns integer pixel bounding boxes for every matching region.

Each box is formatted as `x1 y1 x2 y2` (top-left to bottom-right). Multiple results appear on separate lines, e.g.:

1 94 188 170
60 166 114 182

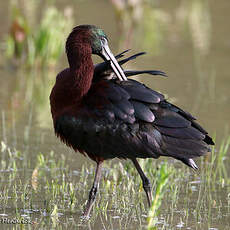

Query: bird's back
54 78 214 167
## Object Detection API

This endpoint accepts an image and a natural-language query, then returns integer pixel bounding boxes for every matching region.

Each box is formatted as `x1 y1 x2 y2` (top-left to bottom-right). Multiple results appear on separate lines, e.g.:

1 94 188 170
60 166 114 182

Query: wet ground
0 0 230 229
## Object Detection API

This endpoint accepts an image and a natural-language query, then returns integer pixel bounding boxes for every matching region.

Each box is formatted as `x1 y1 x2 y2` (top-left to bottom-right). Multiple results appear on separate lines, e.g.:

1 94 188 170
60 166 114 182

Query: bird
50 25 214 217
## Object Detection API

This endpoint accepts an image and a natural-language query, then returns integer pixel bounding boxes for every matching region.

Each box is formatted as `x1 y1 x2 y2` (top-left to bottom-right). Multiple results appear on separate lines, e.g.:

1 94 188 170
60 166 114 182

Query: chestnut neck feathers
66 26 92 69
66 26 95 97
50 27 95 120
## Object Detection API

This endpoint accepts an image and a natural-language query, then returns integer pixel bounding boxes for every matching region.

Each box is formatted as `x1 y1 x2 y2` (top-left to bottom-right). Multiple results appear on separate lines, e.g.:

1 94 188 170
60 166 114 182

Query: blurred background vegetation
0 0 230 229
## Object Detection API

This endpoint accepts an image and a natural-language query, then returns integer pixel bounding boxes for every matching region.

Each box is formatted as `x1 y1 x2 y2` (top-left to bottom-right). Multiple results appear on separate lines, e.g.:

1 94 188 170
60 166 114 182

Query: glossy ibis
50 25 214 217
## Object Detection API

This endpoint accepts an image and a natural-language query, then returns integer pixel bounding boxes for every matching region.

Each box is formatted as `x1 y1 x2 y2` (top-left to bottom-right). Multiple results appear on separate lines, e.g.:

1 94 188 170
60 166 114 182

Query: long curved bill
100 38 127 81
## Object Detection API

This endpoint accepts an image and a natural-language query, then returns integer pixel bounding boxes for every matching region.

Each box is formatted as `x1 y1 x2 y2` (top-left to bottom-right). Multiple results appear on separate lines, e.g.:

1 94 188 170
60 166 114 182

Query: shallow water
0 0 230 229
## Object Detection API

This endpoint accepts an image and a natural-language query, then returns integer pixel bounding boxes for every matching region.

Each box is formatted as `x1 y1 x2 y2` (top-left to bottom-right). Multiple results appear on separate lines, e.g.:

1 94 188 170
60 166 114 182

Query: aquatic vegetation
0 135 229 229
27 7 73 67
147 163 170 229
6 16 28 59
5 6 73 68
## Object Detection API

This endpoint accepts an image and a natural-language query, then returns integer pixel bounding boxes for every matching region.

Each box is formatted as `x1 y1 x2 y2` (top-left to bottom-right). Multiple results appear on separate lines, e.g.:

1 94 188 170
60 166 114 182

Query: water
0 0 230 229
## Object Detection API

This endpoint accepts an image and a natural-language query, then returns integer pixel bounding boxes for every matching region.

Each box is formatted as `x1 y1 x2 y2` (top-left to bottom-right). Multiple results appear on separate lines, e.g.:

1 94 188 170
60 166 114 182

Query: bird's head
66 25 127 81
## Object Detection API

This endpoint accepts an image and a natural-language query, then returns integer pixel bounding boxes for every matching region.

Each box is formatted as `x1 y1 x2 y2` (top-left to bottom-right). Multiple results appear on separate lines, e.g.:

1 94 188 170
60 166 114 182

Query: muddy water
0 0 230 229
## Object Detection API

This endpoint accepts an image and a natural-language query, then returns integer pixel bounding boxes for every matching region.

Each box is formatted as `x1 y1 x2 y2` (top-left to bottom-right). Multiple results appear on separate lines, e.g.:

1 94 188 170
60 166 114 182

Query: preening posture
50 25 214 217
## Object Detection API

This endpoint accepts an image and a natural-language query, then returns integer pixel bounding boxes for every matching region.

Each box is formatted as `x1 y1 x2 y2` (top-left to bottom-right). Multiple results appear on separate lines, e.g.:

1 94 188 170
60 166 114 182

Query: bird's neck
68 44 94 98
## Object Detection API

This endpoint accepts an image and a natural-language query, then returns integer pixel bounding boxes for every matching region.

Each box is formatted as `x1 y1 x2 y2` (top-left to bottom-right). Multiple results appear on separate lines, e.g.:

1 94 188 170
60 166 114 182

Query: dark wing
55 79 214 168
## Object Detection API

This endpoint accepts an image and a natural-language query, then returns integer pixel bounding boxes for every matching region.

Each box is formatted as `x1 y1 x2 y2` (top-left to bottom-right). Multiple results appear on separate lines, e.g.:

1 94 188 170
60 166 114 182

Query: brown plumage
50 25 214 217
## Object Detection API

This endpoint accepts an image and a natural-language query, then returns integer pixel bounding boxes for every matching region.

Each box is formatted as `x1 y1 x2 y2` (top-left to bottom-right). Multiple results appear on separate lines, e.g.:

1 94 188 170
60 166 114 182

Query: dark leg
83 161 103 218
132 158 152 207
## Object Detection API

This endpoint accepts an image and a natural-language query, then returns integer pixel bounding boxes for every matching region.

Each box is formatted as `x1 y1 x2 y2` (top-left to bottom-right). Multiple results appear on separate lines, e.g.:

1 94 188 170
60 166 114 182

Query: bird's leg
132 158 152 207
83 160 103 218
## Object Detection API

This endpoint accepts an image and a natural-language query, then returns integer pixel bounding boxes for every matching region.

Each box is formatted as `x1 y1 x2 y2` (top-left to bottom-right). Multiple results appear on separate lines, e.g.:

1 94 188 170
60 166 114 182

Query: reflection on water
0 0 230 229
